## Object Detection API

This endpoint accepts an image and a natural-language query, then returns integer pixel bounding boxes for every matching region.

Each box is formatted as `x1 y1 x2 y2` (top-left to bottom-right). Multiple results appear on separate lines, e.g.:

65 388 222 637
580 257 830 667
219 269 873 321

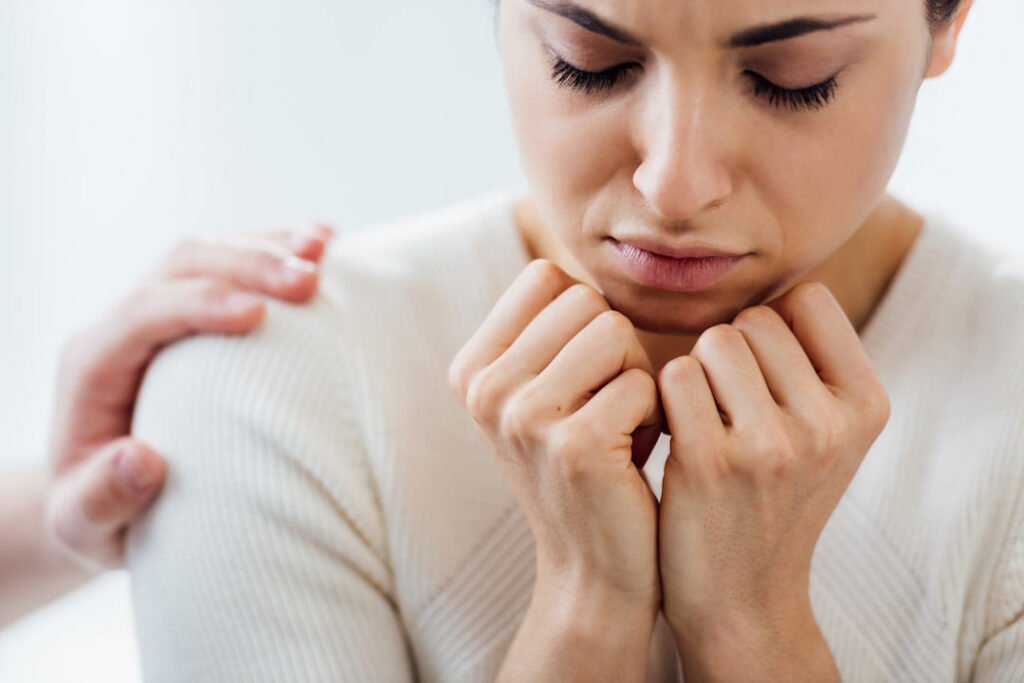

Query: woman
0 225 330 627
128 0 1024 680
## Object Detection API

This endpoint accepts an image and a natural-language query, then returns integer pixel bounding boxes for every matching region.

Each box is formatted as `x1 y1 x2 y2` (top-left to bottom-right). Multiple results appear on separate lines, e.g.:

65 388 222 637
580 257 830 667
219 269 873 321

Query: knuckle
497 402 525 443
858 383 892 431
807 411 846 458
548 421 592 476
875 391 892 426
195 279 231 309
447 354 470 400
791 281 831 307
747 422 791 461
694 323 741 355
768 450 798 479
44 498 76 549
659 355 700 388
565 283 609 314
499 394 545 451
733 305 780 330
506 381 547 429
527 258 566 287
624 366 657 395
594 309 633 336
464 364 504 423
59 326 111 389
745 429 797 479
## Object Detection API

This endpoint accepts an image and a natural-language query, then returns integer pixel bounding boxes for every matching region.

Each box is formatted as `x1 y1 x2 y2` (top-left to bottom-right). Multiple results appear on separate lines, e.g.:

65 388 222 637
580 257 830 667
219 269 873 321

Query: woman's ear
924 0 975 79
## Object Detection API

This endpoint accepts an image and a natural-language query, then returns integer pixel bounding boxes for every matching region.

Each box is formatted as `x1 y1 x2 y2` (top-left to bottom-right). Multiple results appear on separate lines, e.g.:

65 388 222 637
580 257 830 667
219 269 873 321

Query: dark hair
927 0 964 31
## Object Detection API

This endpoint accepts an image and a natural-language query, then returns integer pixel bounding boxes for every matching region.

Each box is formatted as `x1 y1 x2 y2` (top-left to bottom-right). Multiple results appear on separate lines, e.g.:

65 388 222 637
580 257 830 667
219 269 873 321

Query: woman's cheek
744 61 918 278
507 74 621 200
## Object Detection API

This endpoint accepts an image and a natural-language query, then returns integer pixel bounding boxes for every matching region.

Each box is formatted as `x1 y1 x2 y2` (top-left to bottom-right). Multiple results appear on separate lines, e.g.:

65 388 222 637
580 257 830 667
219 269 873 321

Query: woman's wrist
496 569 659 683
668 598 840 683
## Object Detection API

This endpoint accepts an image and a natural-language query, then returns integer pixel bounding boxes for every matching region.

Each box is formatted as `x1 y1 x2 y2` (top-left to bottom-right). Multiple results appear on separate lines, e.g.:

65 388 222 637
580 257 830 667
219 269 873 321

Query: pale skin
450 0 973 680
0 225 332 628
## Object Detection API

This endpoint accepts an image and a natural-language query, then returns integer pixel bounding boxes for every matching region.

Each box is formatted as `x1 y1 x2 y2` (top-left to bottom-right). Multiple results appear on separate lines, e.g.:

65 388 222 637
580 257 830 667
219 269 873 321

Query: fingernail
119 447 157 493
280 256 316 286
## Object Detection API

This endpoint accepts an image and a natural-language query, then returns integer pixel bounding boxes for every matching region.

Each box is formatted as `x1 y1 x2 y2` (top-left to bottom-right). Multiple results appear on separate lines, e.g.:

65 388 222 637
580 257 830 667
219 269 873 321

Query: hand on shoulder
44 224 333 571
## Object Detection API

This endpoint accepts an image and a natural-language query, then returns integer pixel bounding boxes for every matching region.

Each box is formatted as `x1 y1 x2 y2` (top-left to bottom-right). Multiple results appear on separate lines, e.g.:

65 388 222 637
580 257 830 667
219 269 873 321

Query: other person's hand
44 225 334 571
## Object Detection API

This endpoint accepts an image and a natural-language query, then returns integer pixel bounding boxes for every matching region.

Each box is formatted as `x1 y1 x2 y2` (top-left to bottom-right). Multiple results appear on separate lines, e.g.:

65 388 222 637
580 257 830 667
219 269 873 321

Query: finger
731 305 831 414
83 277 268 373
493 282 613 390
533 309 654 418
153 236 320 302
689 324 777 429
46 439 166 568
246 224 336 262
449 259 582 397
574 367 664 470
657 355 727 448
767 282 878 398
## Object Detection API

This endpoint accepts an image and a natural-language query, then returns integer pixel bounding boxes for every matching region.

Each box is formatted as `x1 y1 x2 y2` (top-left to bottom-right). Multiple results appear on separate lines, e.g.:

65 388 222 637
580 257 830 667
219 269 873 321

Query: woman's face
498 0 941 335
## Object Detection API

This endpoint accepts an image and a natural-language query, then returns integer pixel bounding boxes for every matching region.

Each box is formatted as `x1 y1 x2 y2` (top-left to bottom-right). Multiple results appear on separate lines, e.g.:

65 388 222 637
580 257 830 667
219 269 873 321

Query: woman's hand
448 259 665 682
656 281 890 682
44 224 334 572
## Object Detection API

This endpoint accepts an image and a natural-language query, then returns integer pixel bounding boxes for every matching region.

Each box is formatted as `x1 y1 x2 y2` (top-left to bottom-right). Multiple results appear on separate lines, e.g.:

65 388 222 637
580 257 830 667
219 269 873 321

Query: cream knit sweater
127 188 1024 682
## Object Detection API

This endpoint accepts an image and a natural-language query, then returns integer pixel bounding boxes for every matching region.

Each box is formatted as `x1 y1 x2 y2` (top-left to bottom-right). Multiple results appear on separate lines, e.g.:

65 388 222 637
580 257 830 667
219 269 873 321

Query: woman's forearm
496 574 658 683
670 601 841 683
0 467 93 627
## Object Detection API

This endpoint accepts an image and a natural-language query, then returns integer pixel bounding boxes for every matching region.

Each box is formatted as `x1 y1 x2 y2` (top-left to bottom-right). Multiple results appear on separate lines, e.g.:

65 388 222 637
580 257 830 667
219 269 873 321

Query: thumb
45 438 167 569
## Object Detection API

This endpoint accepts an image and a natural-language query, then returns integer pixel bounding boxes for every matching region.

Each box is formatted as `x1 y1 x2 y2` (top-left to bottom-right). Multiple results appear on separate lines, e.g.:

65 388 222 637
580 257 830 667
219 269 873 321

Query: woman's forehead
521 0 893 48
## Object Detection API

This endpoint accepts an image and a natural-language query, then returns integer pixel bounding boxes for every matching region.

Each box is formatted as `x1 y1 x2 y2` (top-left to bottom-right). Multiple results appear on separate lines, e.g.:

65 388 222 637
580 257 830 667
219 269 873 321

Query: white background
1 0 1021 680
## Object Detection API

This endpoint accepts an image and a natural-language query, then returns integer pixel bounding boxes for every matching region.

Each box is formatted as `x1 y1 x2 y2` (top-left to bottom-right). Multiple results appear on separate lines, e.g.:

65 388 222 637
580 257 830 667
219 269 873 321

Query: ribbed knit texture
127 188 1024 682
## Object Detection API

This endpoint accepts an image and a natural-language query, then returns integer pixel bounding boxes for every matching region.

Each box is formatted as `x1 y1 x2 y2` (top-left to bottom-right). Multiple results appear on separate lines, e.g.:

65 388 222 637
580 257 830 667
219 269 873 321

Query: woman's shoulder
315 186 532 352
865 213 1024 365
920 214 1024 394
322 186 529 292
861 212 1024 463
935 217 1024 355
132 187 530 464
926 213 1024 300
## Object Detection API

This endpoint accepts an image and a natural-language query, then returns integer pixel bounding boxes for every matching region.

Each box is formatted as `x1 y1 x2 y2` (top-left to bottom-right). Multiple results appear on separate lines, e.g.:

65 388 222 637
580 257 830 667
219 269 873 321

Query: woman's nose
632 76 733 221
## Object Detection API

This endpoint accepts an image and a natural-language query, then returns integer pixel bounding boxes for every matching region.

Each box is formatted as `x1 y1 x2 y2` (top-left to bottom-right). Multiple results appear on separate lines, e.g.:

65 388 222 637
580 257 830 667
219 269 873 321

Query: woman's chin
603 290 740 337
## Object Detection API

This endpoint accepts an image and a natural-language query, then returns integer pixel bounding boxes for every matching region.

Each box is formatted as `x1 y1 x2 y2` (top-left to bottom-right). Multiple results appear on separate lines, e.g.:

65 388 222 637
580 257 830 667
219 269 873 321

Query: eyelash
549 56 839 112
745 70 839 112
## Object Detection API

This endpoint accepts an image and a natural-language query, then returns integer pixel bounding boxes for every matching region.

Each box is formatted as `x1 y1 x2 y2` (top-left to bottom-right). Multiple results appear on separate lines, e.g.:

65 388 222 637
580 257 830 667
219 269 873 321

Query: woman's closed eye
549 56 642 94
743 70 839 112
548 55 840 113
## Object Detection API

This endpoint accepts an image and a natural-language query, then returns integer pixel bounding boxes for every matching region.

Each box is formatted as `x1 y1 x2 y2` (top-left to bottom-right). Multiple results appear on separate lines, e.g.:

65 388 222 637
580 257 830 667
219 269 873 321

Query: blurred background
1 0 1021 680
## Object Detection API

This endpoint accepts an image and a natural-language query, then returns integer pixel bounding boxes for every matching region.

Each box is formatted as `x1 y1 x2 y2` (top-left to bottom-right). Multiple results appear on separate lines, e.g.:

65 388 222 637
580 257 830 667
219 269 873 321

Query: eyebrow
727 14 877 48
525 0 877 49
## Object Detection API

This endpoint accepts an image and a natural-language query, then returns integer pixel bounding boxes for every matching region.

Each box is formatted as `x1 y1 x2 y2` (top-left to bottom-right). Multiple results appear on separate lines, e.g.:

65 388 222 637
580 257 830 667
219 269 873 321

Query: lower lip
610 240 747 292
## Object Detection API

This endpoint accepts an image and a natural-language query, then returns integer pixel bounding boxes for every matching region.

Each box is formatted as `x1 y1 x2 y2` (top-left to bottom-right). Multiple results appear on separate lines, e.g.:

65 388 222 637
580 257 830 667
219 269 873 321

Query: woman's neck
513 194 924 376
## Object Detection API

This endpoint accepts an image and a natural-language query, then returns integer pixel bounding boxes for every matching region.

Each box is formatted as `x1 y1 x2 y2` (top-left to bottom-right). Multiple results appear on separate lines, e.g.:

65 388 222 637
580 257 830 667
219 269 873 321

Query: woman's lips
610 238 749 292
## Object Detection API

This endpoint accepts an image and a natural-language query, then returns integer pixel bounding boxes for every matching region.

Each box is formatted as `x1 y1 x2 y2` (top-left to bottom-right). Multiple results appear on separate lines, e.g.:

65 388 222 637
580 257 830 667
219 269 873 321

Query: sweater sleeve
125 294 415 682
